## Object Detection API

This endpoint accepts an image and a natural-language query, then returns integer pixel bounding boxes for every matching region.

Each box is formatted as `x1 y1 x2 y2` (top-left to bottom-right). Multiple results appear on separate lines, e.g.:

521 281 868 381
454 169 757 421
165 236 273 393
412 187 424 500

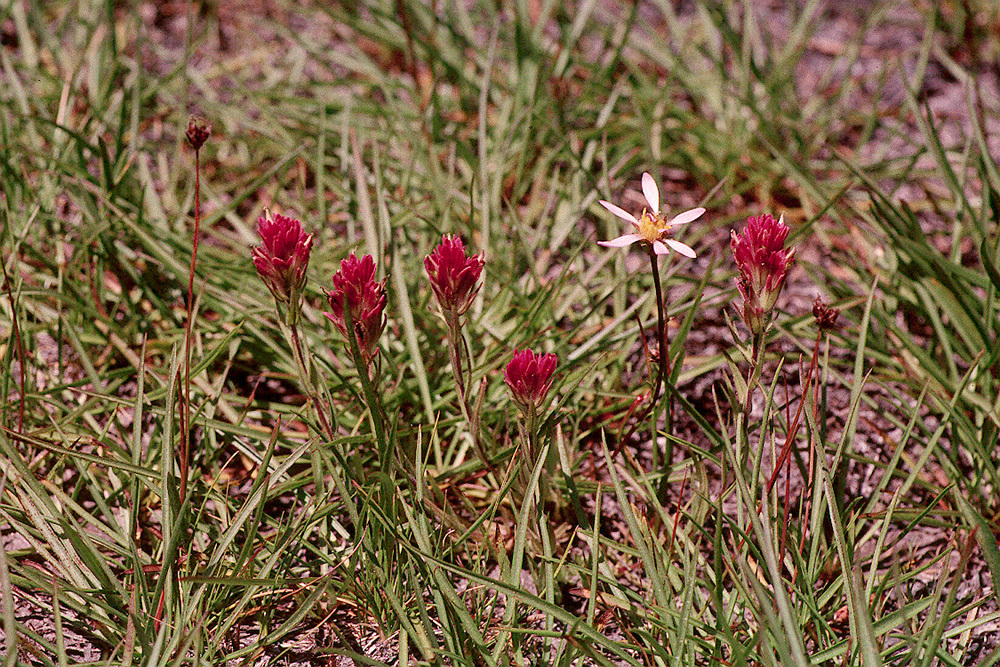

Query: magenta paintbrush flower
424 234 484 317
731 213 795 334
597 172 704 258
252 212 313 316
325 252 387 365
504 349 558 412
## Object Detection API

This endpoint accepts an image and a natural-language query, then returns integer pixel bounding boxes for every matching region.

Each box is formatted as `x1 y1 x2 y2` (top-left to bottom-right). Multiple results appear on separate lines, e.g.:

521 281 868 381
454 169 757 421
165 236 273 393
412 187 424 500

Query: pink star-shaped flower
597 172 704 257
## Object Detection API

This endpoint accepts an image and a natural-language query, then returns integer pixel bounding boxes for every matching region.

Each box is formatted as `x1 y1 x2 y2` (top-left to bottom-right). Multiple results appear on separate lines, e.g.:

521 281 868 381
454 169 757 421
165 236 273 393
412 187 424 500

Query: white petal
641 172 659 214
599 200 638 225
666 207 706 226
652 241 670 255
598 234 643 248
665 239 697 258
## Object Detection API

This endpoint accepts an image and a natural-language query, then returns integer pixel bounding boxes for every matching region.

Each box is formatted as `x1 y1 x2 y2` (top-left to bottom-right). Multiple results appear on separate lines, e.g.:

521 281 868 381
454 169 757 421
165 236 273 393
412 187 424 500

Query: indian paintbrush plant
425 234 484 321
727 212 796 475
326 252 388 369
251 212 334 441
504 348 558 461
730 213 796 416
253 212 314 327
424 234 488 465
326 251 390 464
504 348 558 503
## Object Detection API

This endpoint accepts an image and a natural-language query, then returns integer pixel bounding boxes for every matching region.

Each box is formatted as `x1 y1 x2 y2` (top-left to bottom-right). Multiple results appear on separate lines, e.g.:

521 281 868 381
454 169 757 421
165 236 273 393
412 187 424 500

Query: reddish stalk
766 329 822 495
1 250 26 433
180 120 210 505
765 301 839 578
179 173 198 501
780 373 796 563
666 470 689 557
156 121 210 633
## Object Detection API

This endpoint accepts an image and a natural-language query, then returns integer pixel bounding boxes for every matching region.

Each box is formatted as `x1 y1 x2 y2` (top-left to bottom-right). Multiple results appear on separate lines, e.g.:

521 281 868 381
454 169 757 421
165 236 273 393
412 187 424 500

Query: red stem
180 148 202 503
1 252 26 433
766 328 823 494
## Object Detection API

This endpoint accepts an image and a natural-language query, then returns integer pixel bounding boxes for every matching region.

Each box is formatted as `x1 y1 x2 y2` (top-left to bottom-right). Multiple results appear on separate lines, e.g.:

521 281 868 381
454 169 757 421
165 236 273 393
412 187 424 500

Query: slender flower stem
648 249 673 470
445 314 494 471
766 328 822 494
179 144 202 504
793 327 831 564
446 314 468 401
287 322 335 442
162 123 207 631
736 330 766 471
648 250 669 410
342 301 389 469
742 330 766 418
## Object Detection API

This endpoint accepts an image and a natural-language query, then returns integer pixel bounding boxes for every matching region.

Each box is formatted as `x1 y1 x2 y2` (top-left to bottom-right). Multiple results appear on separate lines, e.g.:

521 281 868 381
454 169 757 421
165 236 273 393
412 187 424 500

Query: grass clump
1 1 999 665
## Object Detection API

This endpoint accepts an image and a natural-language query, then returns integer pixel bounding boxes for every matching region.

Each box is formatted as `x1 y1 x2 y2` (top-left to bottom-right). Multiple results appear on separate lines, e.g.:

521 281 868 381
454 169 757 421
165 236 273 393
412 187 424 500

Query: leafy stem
286 320 335 442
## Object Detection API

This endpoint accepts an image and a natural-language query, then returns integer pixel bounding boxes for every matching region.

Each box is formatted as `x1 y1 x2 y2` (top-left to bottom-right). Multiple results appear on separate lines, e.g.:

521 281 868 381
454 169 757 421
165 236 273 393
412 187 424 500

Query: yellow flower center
637 211 665 244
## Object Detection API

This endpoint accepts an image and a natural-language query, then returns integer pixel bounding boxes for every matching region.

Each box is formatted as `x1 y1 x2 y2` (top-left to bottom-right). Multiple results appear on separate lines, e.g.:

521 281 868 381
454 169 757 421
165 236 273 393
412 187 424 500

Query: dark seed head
813 297 841 332
186 118 211 151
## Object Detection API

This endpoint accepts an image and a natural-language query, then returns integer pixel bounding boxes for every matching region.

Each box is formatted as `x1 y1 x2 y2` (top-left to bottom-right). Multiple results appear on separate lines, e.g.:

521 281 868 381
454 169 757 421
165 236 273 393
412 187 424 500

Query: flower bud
504 349 558 412
325 252 387 366
186 119 211 151
812 297 840 332
424 235 484 318
252 212 313 320
731 214 795 334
